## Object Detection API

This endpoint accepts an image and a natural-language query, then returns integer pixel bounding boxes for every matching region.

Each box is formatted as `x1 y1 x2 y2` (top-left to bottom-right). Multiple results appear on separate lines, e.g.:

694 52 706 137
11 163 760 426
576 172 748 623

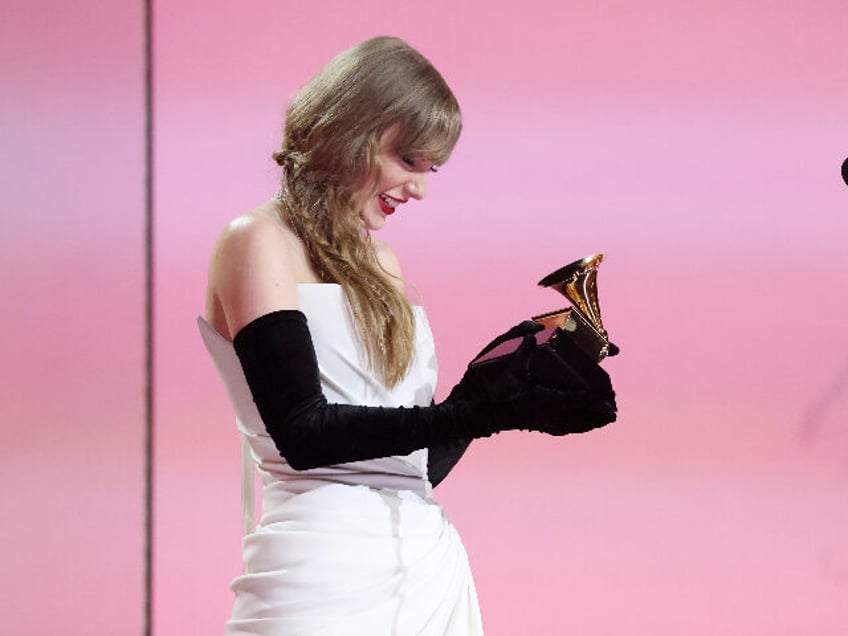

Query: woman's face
358 129 436 232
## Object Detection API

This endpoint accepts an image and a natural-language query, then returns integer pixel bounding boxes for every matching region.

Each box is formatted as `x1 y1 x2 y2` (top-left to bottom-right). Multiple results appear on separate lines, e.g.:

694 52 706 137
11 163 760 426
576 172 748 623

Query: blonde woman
200 37 617 635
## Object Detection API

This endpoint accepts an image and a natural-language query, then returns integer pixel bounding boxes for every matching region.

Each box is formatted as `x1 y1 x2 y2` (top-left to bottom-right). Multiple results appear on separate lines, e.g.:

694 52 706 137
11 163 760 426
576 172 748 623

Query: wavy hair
273 37 462 387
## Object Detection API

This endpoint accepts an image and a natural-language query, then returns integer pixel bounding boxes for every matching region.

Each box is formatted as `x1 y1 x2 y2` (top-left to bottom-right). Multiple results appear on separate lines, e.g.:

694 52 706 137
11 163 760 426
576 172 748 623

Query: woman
200 36 616 635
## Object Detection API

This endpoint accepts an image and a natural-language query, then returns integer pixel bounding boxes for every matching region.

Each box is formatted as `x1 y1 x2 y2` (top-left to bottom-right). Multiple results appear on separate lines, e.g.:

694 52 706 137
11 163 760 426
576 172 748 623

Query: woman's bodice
198 284 439 507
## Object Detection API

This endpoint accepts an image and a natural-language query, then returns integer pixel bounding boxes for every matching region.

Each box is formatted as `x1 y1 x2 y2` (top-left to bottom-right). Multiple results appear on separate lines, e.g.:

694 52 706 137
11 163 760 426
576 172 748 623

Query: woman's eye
401 155 438 173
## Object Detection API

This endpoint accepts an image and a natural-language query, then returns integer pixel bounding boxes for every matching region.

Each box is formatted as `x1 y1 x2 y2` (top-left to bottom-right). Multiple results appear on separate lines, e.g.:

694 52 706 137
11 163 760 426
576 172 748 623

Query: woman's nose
406 173 427 200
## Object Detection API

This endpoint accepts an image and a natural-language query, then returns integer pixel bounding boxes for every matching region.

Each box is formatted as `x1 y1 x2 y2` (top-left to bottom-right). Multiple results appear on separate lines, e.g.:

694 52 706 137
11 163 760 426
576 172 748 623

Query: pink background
1 1 146 634
3 1 847 634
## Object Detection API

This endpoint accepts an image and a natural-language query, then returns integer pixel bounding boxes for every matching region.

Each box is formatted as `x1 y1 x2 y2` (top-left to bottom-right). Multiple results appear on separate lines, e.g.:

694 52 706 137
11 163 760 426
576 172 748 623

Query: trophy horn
533 253 611 361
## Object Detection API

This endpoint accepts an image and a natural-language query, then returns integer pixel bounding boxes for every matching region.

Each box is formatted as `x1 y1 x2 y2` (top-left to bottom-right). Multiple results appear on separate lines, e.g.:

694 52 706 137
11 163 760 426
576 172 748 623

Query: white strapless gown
198 284 483 635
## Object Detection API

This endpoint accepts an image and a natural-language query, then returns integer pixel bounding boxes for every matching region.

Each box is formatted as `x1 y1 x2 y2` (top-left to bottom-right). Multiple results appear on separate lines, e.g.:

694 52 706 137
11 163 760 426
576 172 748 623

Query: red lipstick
377 194 401 215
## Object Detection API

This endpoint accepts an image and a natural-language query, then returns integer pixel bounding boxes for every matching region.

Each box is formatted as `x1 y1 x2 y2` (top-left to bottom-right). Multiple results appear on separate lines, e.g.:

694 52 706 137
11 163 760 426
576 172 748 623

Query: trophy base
471 307 609 368
531 307 610 363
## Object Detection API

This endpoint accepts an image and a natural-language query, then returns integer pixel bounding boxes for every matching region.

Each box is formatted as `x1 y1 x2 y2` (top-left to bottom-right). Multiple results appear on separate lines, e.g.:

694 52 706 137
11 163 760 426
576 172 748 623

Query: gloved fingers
523 388 617 436
527 342 613 394
581 388 617 417
548 333 615 387
561 407 617 433
515 329 543 358
539 382 617 414
472 320 544 361
503 320 545 340
458 328 543 404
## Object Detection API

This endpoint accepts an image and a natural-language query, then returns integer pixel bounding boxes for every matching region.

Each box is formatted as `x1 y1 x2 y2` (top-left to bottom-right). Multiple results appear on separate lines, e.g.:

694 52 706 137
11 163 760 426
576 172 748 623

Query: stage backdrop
1 1 146 634
4 1 848 635
154 2 848 634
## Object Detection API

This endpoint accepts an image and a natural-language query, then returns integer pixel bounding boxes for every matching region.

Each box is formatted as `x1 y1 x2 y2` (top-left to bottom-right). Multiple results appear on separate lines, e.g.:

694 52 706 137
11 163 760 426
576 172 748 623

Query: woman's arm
234 312 616 471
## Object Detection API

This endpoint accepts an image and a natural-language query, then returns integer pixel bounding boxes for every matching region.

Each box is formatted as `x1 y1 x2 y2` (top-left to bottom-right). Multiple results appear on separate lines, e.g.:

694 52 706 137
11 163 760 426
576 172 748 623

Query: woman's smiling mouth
377 193 403 215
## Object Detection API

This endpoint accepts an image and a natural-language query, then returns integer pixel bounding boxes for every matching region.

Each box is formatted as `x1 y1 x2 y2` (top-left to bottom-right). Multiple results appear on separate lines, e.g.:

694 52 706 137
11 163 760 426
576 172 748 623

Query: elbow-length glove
233 310 617 471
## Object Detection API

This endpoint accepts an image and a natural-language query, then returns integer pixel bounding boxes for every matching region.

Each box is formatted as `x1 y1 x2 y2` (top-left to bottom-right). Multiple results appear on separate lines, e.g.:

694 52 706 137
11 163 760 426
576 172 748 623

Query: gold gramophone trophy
471 254 614 366
531 253 613 363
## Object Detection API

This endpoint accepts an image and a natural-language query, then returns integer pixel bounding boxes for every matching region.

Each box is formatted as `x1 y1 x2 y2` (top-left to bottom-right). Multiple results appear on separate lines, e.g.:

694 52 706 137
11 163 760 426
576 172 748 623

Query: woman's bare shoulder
213 204 290 254
371 236 403 286
206 202 302 339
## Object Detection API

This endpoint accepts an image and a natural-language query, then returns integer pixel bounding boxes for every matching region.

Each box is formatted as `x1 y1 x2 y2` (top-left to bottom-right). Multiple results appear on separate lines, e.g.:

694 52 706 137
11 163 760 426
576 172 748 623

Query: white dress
198 284 484 636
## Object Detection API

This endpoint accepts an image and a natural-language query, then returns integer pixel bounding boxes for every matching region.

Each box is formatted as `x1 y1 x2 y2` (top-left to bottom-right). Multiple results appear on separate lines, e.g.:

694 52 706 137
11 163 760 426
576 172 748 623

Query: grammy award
472 254 614 366
531 253 614 363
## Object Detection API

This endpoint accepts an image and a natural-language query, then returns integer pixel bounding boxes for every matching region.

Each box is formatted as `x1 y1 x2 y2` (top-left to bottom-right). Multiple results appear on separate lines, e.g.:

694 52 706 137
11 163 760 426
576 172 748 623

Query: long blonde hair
274 37 462 388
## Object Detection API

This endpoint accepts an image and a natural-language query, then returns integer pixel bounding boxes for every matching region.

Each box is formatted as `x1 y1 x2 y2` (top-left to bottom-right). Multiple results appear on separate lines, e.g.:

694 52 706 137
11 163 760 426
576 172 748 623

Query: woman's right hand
449 321 618 437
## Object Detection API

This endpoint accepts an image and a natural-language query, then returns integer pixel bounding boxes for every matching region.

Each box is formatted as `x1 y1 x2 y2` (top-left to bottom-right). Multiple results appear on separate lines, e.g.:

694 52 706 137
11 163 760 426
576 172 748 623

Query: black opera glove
233 311 616 472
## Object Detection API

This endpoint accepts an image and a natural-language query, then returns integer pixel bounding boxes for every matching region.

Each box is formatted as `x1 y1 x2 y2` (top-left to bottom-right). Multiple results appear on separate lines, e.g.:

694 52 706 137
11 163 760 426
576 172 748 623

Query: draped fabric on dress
198 284 483 635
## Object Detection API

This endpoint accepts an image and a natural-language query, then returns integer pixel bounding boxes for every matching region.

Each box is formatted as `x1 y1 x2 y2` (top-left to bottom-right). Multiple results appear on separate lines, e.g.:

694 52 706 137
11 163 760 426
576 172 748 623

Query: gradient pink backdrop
2 1 146 633
4 0 847 634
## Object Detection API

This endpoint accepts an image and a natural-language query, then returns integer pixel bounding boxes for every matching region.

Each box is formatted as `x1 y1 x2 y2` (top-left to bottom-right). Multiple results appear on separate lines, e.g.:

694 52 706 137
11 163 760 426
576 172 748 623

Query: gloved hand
429 321 618 487
449 321 617 437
